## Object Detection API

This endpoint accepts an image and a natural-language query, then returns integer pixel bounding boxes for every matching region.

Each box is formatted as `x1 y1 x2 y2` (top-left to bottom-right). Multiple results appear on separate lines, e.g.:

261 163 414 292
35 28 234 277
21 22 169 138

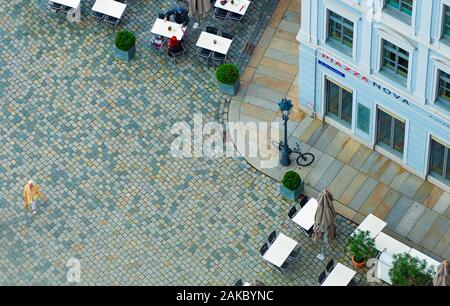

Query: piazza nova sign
319 53 410 105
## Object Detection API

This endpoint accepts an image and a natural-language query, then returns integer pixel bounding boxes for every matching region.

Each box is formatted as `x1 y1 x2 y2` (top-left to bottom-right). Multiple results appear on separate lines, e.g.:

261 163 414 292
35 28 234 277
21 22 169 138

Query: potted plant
215 63 240 96
114 30 136 62
279 171 304 201
389 253 435 286
346 230 378 268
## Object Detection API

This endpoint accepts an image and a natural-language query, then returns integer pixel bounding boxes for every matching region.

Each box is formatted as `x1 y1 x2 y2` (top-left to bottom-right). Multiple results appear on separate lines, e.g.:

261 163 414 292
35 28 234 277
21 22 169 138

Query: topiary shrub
115 30 136 51
346 230 377 264
281 171 301 191
389 253 435 286
215 63 239 85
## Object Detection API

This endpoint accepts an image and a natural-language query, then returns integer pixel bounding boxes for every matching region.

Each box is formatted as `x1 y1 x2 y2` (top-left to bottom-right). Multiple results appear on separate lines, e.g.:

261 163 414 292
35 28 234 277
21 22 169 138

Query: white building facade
298 0 450 191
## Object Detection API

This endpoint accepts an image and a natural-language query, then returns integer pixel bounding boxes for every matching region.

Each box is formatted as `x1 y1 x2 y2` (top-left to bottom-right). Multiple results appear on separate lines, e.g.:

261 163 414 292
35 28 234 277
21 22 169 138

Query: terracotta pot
352 256 365 269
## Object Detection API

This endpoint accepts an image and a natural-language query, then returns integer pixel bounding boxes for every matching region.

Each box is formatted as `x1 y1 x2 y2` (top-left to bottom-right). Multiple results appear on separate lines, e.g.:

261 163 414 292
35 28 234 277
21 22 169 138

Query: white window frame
372 103 409 165
425 134 450 187
321 0 361 61
381 0 418 33
375 28 416 90
437 0 450 41
430 56 450 110
321 73 356 134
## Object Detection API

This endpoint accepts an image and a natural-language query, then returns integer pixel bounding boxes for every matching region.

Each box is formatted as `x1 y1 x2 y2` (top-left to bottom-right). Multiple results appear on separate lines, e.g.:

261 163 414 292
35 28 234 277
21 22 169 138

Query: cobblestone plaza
0 0 376 285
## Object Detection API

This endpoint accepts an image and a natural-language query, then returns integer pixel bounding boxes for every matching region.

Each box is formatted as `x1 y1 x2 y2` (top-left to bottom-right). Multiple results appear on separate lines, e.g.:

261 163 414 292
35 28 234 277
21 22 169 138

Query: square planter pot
280 181 304 201
114 45 135 62
218 79 240 96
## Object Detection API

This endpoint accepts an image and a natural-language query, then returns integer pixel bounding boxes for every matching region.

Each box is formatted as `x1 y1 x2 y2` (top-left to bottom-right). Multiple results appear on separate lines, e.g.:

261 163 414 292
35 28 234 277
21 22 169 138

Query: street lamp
278 98 293 167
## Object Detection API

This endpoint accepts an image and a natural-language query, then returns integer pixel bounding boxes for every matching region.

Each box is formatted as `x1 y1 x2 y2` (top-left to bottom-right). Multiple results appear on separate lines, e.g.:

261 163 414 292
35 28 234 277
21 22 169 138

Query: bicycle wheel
297 153 315 167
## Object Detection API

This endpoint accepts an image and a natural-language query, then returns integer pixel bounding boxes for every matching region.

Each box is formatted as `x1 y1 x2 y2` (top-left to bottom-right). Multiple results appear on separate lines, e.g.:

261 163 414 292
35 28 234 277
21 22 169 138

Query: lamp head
278 98 293 117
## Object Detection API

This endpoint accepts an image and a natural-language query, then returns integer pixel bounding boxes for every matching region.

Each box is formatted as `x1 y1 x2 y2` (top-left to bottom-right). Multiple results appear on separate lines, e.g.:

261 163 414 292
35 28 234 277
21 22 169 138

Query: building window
429 138 450 185
327 10 354 55
376 108 405 156
443 5 450 40
381 39 409 84
326 78 353 128
437 70 450 109
384 0 413 24
386 0 413 16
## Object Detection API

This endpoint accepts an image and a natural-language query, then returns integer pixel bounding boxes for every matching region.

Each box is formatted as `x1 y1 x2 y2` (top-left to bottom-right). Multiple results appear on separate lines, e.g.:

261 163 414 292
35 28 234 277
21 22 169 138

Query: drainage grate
243 43 256 56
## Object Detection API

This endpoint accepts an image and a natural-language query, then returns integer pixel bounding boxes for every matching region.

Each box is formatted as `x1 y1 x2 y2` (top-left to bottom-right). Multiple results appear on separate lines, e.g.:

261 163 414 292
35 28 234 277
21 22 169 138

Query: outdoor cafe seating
261 231 299 273
290 196 317 237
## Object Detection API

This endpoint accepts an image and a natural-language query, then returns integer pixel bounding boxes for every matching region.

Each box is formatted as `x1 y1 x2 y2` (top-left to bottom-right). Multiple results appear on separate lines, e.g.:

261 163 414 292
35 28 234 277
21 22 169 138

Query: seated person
167 36 183 57
164 5 190 26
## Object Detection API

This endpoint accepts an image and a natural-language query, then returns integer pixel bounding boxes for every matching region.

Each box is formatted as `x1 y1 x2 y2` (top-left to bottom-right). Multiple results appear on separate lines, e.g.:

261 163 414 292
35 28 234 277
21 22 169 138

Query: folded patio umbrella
189 0 211 22
312 189 337 242
433 260 450 286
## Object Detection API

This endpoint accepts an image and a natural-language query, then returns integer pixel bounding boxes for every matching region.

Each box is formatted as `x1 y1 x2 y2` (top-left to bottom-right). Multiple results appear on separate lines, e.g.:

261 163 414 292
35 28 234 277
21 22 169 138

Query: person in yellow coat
23 180 47 215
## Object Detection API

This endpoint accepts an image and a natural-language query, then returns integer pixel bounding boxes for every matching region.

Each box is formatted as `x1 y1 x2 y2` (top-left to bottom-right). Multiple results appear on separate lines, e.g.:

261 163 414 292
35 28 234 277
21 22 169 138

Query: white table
408 249 441 270
353 214 387 239
151 18 185 40
51 0 80 9
215 0 251 15
291 198 318 231
321 263 357 286
92 0 127 19
196 32 233 55
376 251 394 284
263 233 298 268
375 232 412 255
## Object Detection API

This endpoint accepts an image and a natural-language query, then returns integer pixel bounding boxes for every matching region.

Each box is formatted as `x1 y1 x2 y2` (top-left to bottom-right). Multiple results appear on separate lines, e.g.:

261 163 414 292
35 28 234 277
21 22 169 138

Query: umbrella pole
193 12 200 29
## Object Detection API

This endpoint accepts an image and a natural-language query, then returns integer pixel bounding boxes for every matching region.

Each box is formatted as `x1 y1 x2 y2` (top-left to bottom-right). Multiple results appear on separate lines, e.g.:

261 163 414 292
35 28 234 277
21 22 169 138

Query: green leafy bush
281 171 301 191
346 230 377 263
215 63 239 84
389 253 435 286
115 30 136 51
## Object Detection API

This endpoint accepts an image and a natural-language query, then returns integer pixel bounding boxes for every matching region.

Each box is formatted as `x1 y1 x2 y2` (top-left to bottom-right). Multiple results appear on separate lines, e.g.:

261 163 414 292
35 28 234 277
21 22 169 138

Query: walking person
23 180 47 215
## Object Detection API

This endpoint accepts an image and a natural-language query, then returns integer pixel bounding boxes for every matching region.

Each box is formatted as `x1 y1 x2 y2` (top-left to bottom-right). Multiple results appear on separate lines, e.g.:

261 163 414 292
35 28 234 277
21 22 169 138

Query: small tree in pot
389 253 435 286
346 230 378 268
279 171 304 201
215 63 240 96
115 30 136 62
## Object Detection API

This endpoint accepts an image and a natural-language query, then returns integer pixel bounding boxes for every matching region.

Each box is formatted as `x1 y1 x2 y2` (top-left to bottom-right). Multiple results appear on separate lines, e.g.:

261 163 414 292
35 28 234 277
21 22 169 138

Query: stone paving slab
420 216 450 251
395 202 426 237
339 172 368 206
313 125 339 152
359 183 390 216
385 196 415 230
348 177 378 212
315 159 344 192
372 189 403 220
433 228 450 258
432 192 450 214
413 181 435 203
348 145 372 170
407 209 440 245
327 165 359 200
324 131 350 158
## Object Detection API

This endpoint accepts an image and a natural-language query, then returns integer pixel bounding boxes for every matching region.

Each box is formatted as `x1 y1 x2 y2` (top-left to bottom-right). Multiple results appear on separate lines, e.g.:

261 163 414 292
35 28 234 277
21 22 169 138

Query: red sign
321 54 369 83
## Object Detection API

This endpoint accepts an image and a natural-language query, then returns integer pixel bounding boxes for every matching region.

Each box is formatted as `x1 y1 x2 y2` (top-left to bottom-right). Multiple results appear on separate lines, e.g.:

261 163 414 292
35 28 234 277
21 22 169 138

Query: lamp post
278 98 293 167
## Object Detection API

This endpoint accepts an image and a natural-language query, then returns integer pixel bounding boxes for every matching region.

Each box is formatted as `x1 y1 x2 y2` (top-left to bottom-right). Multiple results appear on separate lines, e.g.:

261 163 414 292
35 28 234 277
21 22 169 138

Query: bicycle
272 141 315 167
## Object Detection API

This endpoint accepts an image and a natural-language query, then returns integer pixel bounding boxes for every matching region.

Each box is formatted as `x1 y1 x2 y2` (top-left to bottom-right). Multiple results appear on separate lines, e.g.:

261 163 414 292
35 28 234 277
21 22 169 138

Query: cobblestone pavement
0 0 378 285
229 0 449 261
